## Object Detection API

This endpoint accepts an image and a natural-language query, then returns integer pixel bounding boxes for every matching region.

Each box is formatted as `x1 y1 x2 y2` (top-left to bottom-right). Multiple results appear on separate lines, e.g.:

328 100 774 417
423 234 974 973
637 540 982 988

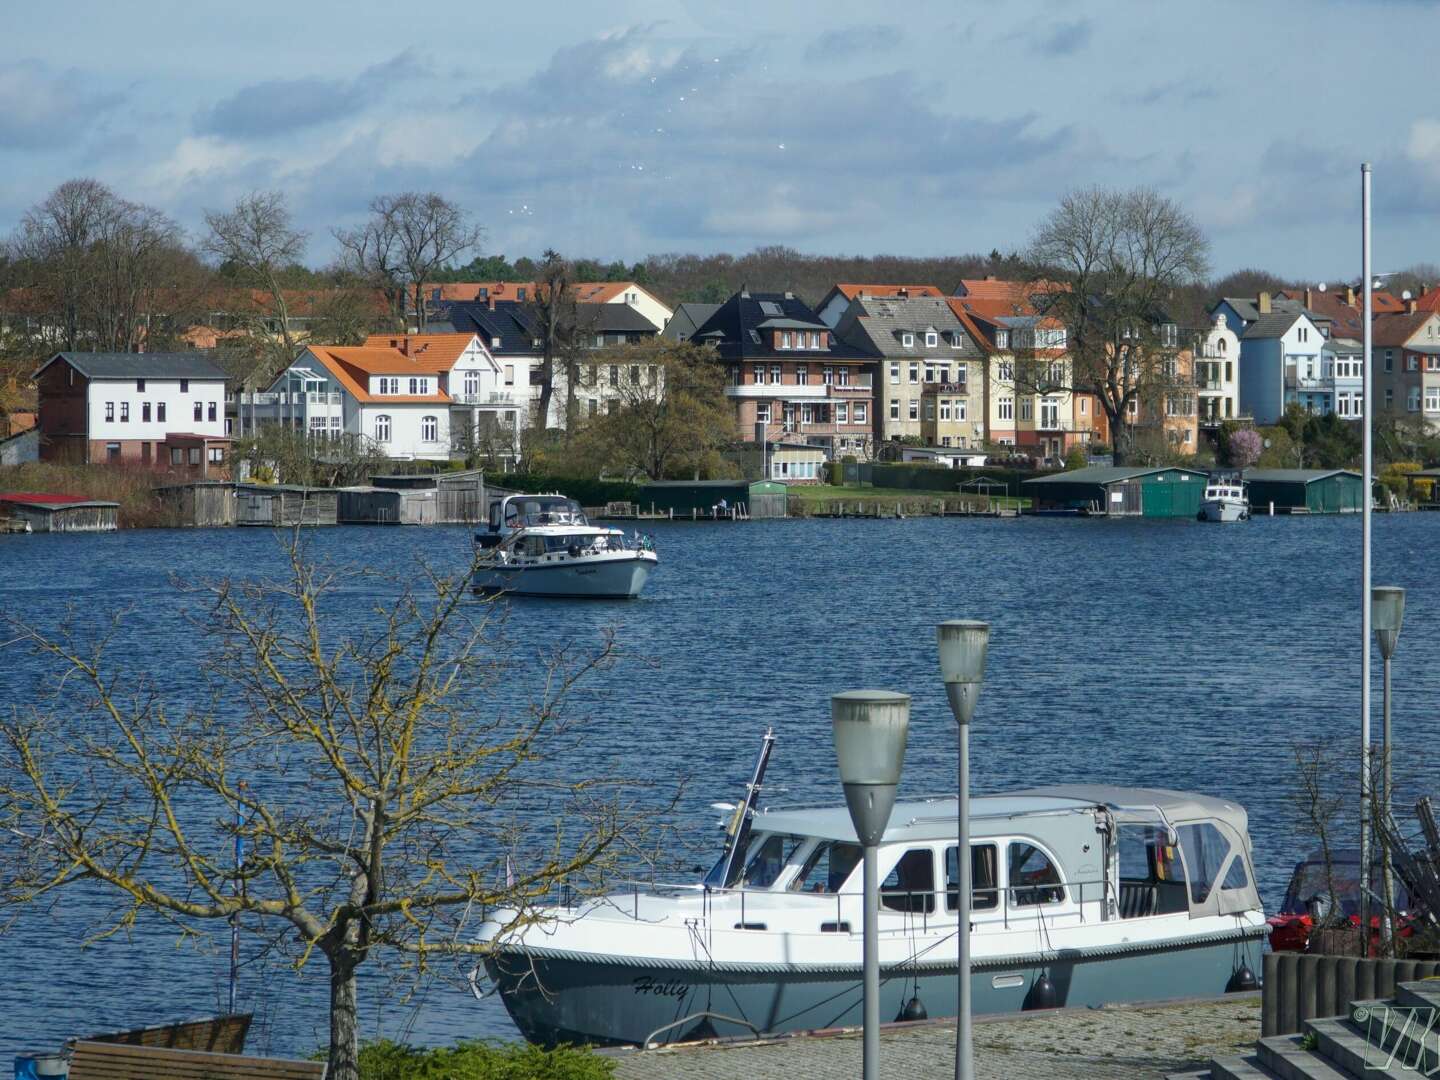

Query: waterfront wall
1262 951 1440 1036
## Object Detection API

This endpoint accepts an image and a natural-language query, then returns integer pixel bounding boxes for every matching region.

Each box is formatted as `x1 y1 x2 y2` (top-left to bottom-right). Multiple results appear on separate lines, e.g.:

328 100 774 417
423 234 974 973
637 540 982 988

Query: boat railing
560 873 1116 934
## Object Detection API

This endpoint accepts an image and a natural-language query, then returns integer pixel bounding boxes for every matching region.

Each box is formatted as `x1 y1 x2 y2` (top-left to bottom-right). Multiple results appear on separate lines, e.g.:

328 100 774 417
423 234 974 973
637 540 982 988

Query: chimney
1408 298 1418 314
1346 286 1356 307
1304 288 1313 309
1257 292 1271 315
488 295 496 312
985 275 997 282
397 338 408 356
898 287 909 299
784 290 794 300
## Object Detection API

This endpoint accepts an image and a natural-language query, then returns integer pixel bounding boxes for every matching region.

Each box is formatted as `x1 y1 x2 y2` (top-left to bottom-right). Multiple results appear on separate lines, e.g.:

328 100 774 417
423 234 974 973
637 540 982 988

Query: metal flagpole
1359 162 1374 957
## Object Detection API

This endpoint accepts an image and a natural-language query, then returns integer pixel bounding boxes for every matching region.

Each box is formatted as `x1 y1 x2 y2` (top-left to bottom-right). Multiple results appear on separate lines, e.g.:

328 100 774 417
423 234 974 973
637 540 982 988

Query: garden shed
1022 466 1209 518
337 486 438 525
234 484 338 527
0 492 118 532
1243 469 1364 514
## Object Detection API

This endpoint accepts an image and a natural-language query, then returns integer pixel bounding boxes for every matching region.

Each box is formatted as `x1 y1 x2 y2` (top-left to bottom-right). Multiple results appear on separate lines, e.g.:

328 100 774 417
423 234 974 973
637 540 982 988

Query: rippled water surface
1 513 1436 1056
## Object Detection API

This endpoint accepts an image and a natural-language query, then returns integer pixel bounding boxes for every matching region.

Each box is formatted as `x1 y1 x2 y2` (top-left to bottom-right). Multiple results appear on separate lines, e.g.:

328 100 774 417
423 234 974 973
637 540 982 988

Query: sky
4 0 1440 281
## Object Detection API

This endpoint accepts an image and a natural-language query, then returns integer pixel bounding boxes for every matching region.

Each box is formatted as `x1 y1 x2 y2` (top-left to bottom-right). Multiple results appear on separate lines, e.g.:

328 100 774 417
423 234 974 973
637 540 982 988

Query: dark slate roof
1241 311 1304 340
434 300 540 356
691 290 879 361
574 303 659 335
662 302 723 341
1217 295 1330 327
831 295 982 359
43 352 229 380
1023 465 1208 486
1243 468 1361 483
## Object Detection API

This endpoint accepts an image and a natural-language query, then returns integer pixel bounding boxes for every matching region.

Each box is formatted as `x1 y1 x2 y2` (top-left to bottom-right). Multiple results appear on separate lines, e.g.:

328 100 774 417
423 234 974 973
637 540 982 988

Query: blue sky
5 0 1439 280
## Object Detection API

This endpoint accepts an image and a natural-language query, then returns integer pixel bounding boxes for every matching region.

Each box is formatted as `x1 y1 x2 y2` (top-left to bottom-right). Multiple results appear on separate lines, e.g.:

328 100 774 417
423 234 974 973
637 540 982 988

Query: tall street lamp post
832 689 910 1080
937 620 990 1080
1373 585 1405 953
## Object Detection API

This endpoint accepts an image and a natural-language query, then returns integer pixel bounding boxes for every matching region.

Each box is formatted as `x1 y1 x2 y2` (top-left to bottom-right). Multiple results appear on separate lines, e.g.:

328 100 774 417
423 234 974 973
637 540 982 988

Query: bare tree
526 250 582 433
338 193 482 331
202 191 308 375
0 545 648 1080
1024 187 1210 465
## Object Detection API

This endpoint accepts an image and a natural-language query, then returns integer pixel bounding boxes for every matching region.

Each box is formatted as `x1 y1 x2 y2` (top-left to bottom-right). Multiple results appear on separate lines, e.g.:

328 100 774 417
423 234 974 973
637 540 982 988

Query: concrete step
1307 1016 1412 1078
1255 1035 1355 1080
1164 1071 1212 1080
1207 1054 1284 1080
1344 996 1440 1073
1395 977 1440 1012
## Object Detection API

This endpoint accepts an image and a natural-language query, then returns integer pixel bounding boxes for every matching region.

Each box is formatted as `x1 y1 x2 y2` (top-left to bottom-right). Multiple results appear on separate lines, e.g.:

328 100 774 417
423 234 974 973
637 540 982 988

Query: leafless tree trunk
528 250 579 433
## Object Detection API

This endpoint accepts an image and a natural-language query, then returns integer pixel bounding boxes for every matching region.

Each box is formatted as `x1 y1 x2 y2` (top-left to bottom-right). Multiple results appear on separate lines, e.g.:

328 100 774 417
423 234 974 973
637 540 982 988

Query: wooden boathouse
154 481 237 527
0 492 119 532
1022 466 1209 518
1242 468 1365 514
234 484 338 527
637 479 789 519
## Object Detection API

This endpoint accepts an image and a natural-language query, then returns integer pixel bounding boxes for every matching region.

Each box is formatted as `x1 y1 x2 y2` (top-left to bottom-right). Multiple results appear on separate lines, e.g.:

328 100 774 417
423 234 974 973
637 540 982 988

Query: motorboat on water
1198 475 1250 523
473 493 657 599
473 737 1266 1047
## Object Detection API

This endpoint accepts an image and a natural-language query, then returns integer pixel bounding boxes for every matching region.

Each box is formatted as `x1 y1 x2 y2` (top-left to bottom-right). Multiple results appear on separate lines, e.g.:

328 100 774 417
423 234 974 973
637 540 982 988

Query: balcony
727 383 829 399
1036 417 1074 432
1285 370 1333 391
921 380 968 395
451 391 518 406
829 378 872 393
306 391 342 405
1195 376 1224 391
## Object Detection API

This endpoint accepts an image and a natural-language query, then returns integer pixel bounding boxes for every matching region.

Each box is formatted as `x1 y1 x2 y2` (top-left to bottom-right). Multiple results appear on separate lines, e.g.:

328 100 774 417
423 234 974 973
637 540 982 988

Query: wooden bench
67 1040 326 1080
86 1014 252 1054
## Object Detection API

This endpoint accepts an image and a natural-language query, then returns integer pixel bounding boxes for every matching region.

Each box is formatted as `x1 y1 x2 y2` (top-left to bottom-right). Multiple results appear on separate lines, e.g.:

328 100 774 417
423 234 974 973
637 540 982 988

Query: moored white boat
473 494 657 599
1199 476 1250 522
474 776 1266 1047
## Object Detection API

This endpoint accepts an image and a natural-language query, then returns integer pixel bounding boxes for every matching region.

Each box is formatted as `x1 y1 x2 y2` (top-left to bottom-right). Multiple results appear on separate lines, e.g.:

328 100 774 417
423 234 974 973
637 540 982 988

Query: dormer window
925 331 938 348
781 331 792 349
950 332 963 348
902 332 915 348
996 330 1009 349
516 288 527 301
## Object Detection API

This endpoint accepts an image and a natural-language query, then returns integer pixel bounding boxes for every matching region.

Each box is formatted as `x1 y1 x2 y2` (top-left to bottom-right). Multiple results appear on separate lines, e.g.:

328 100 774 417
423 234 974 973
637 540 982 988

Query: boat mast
711 728 776 889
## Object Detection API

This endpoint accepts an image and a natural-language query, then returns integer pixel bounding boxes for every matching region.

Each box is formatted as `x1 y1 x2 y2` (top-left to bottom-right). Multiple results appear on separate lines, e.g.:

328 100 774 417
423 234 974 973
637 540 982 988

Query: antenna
1318 283 1327 292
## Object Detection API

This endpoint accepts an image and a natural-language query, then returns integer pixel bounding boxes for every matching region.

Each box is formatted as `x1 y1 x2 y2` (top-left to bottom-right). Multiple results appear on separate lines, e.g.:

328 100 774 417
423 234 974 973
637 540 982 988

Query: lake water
1 513 1437 1057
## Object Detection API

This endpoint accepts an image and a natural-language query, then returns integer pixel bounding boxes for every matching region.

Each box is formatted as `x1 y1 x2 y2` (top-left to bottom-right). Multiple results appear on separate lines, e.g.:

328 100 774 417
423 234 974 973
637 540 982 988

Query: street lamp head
1372 585 1405 660
937 620 990 726
831 690 910 846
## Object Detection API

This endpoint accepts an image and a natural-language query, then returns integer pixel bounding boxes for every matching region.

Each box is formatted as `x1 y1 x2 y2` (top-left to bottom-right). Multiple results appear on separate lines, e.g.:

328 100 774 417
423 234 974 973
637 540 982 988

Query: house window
801 404 813 424
179 379 188 393
136 378 146 392
1385 350 1395 372
853 403 866 424
753 365 764 384
770 365 782 385
169 447 182 464
142 402 151 422
909 400 919 420
310 416 328 434
1079 397 1088 415
908 362 919 384
939 399 951 421
810 332 821 349
837 367 850 387
409 377 420 394
208 402 217 422
950 331 964 348
925 331 938 348
1408 387 1421 412
504 365 515 386
157 402 166 422
955 399 968 422
998 361 1013 381
208 447 224 463
120 402 130 422
422 415 438 441
1427 387 1440 413
516 288 526 301
823 366 834 385
1386 388 1394 409
902 332 914 347
1020 399 1033 421
330 416 341 432
925 399 936 420
995 330 1009 349
890 362 900 385
756 403 770 423
375 414 392 442
795 364 808 385
998 397 1014 421
105 402 114 422
194 402 202 422
890 398 899 419
780 331 792 349
837 402 849 424
610 366 619 387
1407 354 1419 372
188 447 202 465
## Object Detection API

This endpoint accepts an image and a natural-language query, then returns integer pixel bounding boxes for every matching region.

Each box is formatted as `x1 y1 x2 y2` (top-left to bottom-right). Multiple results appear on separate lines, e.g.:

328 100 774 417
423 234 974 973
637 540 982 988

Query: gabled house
1229 302 1329 424
34 352 230 474
831 295 985 448
571 281 673 331
692 289 880 457
1194 313 1242 430
815 284 945 329
1373 309 1440 428
662 303 722 342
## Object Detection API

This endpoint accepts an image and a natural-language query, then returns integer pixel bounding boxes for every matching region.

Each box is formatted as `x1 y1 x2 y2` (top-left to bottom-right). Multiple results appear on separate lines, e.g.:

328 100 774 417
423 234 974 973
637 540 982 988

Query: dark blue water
1 514 1436 1056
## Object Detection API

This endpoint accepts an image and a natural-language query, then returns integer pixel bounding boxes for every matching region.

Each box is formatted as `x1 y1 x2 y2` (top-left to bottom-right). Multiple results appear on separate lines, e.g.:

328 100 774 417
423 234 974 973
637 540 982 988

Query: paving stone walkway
607 995 1260 1080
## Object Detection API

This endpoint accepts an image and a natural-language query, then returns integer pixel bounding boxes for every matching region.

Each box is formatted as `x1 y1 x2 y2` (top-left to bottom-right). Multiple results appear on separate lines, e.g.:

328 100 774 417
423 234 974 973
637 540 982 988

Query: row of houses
15 274 1440 479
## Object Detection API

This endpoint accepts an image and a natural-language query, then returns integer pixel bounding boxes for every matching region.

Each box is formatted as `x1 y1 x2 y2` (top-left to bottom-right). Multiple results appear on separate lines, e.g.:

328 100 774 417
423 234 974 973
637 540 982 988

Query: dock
605 993 1260 1080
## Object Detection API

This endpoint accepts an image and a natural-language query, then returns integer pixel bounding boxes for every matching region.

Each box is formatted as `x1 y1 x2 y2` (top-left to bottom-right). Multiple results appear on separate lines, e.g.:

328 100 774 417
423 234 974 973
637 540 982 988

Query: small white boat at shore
473 494 657 599
473 738 1265 1047
1199 476 1249 523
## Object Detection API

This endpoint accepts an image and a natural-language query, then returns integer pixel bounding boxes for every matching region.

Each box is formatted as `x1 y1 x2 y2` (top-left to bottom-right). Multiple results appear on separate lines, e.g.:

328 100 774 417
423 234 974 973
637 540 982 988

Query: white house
243 335 529 463
35 351 230 471
1195 313 1241 430
573 281 674 331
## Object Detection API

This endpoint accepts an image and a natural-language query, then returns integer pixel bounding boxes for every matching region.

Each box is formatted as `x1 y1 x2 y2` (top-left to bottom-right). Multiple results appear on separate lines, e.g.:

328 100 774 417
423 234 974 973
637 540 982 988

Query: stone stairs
1170 979 1440 1079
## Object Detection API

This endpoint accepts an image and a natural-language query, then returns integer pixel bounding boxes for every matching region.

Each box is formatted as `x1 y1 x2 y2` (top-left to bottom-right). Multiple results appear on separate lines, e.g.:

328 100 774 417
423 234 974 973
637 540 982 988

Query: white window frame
421 414 438 442
837 402 849 424
1020 398 1033 421
890 362 900 385
375 414 392 442
998 397 1014 421
902 332 915 348
925 331 938 348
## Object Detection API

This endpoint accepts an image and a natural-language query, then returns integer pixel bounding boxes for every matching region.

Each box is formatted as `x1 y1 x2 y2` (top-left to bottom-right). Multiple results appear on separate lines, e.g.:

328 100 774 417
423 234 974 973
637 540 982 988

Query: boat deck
603 992 1260 1080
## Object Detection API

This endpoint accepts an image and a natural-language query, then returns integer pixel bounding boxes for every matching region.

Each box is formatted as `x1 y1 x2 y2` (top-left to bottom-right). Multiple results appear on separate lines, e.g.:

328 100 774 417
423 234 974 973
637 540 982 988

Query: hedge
494 473 643 506
831 460 1055 494
351 1040 613 1080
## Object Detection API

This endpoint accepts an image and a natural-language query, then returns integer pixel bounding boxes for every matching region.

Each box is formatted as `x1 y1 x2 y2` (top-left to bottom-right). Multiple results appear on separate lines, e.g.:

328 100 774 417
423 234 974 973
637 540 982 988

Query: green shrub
354 1039 614 1080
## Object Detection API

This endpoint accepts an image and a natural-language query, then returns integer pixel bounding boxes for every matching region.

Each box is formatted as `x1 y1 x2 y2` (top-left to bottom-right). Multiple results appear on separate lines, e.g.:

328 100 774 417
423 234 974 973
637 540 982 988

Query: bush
354 1040 613 1080
0 461 183 528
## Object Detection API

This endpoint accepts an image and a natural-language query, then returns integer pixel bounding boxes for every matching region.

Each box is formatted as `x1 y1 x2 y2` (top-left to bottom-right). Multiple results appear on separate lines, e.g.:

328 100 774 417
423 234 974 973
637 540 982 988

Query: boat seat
1118 881 1158 918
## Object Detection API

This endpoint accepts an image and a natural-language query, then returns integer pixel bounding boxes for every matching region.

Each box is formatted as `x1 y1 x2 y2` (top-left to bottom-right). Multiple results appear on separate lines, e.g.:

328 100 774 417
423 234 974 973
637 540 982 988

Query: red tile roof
302 345 454 404
833 284 943 300
0 492 90 505
361 333 482 373
1371 310 1438 348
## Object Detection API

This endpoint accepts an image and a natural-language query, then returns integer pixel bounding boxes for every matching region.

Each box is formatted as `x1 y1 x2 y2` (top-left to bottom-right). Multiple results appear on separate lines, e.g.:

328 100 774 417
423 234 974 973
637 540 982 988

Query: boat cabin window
881 849 936 913
1177 822 1234 905
522 536 546 557
742 834 804 889
944 844 999 911
1116 825 1187 917
1008 842 1065 906
506 496 587 528
788 840 862 894
489 502 501 531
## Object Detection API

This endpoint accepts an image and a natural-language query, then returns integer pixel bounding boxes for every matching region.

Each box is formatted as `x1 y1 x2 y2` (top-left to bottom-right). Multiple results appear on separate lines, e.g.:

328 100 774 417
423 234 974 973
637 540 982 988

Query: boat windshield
740 833 805 889
788 840 863 894
1280 858 1410 917
505 497 587 528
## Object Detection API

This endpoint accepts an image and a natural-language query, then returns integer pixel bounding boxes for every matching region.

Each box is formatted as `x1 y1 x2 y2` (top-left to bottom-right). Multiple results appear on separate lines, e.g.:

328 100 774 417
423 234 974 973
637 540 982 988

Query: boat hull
482 926 1264 1047
473 553 657 599
1199 499 1248 523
